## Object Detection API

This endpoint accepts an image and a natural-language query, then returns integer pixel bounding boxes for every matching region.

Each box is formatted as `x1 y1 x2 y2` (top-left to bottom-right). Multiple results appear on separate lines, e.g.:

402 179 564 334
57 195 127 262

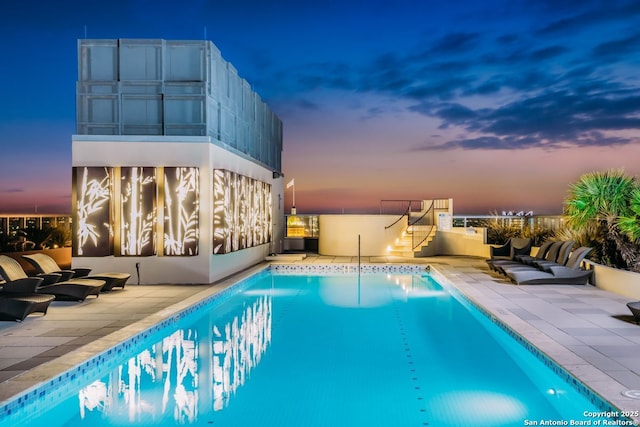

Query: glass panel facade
77 39 282 173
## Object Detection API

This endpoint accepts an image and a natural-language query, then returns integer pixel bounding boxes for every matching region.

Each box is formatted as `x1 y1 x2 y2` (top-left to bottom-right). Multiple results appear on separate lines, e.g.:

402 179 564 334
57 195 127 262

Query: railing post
358 234 361 274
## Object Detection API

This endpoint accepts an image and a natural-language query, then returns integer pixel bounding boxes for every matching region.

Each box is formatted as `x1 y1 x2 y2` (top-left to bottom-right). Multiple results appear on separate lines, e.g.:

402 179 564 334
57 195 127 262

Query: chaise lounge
502 240 575 276
0 293 56 322
488 240 554 273
498 240 570 276
485 237 532 271
0 276 55 322
0 256 105 301
505 247 593 285
22 253 130 292
627 302 640 325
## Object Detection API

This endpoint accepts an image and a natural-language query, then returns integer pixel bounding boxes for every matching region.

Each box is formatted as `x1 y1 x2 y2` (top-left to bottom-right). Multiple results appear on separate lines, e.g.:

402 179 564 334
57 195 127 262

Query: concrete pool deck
1 254 639 420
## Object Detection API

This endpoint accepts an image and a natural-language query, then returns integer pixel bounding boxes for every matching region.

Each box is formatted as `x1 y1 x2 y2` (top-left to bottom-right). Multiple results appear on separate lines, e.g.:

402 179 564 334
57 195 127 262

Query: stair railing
381 200 423 230
408 201 435 250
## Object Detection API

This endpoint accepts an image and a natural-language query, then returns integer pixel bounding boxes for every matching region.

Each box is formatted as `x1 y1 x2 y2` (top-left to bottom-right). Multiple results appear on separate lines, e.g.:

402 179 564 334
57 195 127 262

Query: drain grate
622 390 640 399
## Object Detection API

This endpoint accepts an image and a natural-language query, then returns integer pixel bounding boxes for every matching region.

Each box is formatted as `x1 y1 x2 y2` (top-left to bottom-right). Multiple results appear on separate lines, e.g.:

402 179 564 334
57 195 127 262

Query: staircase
382 198 451 258
387 226 437 257
387 231 414 257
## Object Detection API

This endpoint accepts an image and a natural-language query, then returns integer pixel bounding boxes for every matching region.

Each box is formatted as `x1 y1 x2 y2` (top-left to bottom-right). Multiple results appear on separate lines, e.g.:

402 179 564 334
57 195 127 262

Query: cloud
263 2 640 152
3 188 24 193
415 131 633 152
294 98 319 110
591 32 640 61
537 1 640 36
407 84 640 151
422 32 481 55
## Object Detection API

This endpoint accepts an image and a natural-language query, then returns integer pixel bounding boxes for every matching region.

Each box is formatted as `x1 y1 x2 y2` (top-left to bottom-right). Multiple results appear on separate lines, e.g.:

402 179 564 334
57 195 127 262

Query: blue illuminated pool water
0 266 625 426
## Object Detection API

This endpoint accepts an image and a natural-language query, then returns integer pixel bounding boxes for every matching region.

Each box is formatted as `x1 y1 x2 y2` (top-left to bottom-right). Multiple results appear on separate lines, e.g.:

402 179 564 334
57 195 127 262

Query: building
72 39 284 284
0 214 72 251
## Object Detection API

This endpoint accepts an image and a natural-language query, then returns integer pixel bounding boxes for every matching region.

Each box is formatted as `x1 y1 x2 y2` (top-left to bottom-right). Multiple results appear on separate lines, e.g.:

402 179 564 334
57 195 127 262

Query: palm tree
618 187 640 243
564 169 640 272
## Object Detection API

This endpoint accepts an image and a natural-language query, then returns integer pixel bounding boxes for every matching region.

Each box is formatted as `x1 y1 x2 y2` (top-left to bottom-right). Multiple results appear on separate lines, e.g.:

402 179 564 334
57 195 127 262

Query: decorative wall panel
120 167 156 256
74 167 114 256
212 170 271 254
163 167 199 256
212 169 231 254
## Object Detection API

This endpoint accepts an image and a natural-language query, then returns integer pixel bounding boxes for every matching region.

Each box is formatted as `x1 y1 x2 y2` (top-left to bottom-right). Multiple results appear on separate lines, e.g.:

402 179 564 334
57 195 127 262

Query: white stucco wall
419 228 490 258
72 135 284 284
318 215 406 256
585 261 640 299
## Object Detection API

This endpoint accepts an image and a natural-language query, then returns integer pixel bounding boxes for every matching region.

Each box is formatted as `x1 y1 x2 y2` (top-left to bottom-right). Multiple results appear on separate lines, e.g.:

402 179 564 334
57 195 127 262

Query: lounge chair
506 247 593 285
0 277 55 321
501 240 577 278
488 240 554 273
627 302 640 325
0 294 56 322
0 255 105 301
488 237 532 260
525 240 575 270
22 253 130 292
499 240 568 276
486 237 532 271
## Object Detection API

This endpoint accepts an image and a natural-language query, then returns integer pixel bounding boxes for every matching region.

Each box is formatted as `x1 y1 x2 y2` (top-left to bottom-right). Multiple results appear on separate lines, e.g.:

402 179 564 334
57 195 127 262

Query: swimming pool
0 265 627 426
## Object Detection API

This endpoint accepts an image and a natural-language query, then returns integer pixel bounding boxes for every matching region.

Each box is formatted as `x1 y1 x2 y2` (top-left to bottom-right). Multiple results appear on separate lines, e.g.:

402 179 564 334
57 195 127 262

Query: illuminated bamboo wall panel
231 172 241 251
163 167 200 256
237 174 248 251
74 166 114 257
212 170 272 254
120 167 156 256
212 169 232 254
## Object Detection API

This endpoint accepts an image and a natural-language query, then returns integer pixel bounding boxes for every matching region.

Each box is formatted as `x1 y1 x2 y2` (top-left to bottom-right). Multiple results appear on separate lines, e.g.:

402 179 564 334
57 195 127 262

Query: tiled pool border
0 263 628 423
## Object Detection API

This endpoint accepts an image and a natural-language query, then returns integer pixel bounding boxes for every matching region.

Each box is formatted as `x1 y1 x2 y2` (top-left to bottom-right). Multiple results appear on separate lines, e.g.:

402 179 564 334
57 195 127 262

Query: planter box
585 260 640 300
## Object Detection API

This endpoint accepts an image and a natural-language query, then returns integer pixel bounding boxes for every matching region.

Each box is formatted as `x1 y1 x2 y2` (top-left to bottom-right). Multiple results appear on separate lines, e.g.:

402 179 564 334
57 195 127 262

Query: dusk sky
1 0 639 215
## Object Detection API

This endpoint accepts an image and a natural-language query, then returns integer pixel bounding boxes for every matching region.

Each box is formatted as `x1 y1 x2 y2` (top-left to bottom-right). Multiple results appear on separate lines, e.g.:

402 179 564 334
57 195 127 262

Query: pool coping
1 260 639 424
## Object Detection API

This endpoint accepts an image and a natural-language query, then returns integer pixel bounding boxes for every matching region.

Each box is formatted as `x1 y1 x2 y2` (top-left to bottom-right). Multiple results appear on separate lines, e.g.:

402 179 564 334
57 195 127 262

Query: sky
1 0 639 215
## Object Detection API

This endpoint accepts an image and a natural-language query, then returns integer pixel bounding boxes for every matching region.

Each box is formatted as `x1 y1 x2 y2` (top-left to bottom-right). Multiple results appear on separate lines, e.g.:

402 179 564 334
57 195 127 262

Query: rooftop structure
72 39 284 284
77 38 282 172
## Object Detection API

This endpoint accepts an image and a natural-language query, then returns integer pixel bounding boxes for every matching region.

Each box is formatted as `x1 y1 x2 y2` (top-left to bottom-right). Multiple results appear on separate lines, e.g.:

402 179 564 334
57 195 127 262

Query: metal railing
409 201 435 250
452 215 565 231
381 200 423 230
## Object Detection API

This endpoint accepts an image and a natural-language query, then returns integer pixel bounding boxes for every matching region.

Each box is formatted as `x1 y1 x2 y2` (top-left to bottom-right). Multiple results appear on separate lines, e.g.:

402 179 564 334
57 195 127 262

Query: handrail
409 200 434 227
379 199 423 215
381 199 422 229
409 201 435 251
412 225 434 250
384 204 411 230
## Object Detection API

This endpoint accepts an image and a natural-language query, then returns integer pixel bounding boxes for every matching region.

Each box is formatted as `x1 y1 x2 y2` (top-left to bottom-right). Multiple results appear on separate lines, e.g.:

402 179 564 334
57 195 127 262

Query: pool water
0 269 623 426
